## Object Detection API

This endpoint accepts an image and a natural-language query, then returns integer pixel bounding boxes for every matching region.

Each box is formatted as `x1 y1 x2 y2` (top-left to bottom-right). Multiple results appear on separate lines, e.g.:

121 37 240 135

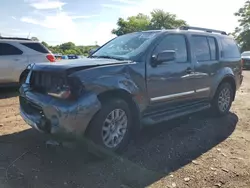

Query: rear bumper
19 84 101 138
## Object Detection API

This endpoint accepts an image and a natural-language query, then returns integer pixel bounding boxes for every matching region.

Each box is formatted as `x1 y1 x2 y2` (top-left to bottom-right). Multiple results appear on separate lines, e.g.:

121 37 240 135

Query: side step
141 103 211 126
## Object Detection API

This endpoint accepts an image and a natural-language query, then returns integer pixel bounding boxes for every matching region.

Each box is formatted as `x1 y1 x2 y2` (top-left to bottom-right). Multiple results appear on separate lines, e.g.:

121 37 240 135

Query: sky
0 0 247 46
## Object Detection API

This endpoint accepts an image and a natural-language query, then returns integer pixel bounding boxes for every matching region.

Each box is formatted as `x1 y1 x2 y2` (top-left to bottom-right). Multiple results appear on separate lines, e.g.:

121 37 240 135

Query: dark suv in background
19 26 243 152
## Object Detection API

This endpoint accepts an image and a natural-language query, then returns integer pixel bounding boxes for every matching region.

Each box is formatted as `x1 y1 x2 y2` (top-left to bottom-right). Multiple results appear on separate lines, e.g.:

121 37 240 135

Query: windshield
91 31 159 60
242 51 250 56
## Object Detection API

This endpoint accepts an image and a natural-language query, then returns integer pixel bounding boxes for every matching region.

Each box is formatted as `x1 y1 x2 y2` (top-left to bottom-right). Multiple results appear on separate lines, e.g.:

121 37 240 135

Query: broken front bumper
19 84 101 138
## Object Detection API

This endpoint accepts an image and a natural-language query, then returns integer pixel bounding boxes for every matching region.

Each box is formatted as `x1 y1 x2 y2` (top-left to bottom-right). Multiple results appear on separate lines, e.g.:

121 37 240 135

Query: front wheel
86 98 132 153
211 83 234 116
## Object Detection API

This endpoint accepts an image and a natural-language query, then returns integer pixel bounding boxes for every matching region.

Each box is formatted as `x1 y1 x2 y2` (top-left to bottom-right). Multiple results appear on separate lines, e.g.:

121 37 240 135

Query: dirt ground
0 71 249 188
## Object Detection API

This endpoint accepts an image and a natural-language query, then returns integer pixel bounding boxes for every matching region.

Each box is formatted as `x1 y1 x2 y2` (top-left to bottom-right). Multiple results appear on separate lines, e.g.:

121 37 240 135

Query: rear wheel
211 82 234 116
86 98 132 153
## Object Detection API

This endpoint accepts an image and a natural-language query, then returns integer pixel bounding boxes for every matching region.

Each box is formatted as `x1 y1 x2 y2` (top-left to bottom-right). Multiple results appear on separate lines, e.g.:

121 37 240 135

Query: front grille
30 71 67 93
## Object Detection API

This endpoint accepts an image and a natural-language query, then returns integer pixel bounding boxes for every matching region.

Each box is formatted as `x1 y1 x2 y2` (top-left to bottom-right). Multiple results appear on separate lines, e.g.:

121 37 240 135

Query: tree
150 9 187 30
233 1 250 51
60 42 76 51
112 10 187 36
41 41 49 48
112 13 150 36
41 40 100 56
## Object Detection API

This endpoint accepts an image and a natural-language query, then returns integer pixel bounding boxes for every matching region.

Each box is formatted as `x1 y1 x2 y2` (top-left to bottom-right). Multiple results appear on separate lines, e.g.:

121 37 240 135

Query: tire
86 98 132 153
211 82 234 116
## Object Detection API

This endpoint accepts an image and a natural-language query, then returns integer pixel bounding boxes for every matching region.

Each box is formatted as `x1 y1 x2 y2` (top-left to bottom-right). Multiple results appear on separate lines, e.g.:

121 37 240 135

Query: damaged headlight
48 85 72 99
47 77 84 100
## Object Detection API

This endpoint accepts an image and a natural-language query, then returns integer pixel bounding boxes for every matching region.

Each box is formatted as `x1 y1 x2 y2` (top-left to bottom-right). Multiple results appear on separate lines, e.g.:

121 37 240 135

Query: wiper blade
91 55 125 61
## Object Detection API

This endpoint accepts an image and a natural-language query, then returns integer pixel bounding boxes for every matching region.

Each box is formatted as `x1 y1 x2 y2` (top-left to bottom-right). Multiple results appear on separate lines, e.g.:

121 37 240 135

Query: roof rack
0 37 31 41
179 26 227 35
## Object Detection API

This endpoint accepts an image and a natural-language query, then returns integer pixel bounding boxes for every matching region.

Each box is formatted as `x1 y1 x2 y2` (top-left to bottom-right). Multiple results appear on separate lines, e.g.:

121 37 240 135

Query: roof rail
179 26 227 35
0 37 31 41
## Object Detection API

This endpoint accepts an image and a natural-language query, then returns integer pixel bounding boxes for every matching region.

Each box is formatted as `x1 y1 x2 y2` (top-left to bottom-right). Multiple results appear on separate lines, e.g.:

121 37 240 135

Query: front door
147 34 195 110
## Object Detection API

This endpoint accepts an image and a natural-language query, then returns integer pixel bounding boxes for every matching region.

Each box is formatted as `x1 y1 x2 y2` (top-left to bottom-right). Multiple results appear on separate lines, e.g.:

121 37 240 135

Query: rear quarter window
221 38 240 58
21 42 49 53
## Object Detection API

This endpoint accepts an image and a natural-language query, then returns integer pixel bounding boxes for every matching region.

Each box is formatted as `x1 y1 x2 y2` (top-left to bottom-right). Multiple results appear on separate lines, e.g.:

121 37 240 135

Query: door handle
186 67 193 74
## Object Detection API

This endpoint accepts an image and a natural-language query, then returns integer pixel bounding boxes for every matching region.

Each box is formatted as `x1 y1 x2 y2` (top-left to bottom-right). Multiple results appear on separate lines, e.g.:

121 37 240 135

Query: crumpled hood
32 58 131 73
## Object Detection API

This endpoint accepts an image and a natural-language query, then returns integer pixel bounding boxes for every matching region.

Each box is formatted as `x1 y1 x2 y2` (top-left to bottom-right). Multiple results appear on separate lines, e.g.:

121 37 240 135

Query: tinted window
221 38 240 58
154 35 187 62
0 43 23 55
208 37 217 60
21 42 49 53
191 36 210 61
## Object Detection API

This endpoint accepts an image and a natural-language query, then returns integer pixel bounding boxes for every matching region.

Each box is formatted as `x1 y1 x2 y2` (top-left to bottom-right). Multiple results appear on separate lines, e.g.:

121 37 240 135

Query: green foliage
112 9 187 36
112 13 151 36
149 9 187 30
41 41 49 48
42 41 99 56
233 1 250 52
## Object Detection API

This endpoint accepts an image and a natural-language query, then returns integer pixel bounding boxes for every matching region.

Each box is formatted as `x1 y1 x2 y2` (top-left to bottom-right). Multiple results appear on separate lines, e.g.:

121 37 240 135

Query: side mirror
151 50 176 66
89 48 98 55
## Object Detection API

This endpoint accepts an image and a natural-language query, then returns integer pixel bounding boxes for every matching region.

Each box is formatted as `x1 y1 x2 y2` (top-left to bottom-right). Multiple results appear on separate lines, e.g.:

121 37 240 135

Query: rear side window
191 36 210 61
21 42 49 53
0 43 23 55
221 38 240 58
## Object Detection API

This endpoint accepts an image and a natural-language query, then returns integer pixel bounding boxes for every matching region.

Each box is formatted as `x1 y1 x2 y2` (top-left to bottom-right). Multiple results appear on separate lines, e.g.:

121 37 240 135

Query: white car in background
0 37 56 87
241 51 250 70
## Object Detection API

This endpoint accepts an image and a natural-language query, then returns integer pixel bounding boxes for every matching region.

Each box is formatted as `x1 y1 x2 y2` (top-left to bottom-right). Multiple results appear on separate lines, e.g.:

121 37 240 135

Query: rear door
190 35 219 100
0 42 27 83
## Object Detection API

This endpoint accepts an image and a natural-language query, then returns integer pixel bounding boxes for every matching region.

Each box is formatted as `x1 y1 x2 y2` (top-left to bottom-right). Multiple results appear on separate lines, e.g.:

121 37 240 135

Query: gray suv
19 26 243 152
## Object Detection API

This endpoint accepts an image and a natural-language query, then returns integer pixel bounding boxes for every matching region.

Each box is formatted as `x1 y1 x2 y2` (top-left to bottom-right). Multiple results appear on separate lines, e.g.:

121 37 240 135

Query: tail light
46 54 56 62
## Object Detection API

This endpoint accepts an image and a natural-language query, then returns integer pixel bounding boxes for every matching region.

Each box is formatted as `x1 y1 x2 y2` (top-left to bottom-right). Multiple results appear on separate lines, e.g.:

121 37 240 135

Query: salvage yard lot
0 71 250 188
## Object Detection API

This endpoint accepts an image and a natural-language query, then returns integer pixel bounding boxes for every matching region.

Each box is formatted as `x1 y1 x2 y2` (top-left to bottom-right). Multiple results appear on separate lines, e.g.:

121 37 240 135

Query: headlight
47 77 84 100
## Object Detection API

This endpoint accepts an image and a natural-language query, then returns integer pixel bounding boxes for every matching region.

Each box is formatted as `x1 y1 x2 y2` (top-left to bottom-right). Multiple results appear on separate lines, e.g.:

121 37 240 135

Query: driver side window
153 35 188 63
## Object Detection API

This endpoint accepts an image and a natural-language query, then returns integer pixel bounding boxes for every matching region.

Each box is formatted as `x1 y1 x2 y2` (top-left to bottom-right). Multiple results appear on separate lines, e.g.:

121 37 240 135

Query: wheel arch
214 75 236 101
85 89 141 137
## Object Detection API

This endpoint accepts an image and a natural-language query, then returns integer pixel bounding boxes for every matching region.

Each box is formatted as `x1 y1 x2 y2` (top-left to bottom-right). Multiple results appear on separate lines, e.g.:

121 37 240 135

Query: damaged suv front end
19 63 102 139
19 30 161 151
